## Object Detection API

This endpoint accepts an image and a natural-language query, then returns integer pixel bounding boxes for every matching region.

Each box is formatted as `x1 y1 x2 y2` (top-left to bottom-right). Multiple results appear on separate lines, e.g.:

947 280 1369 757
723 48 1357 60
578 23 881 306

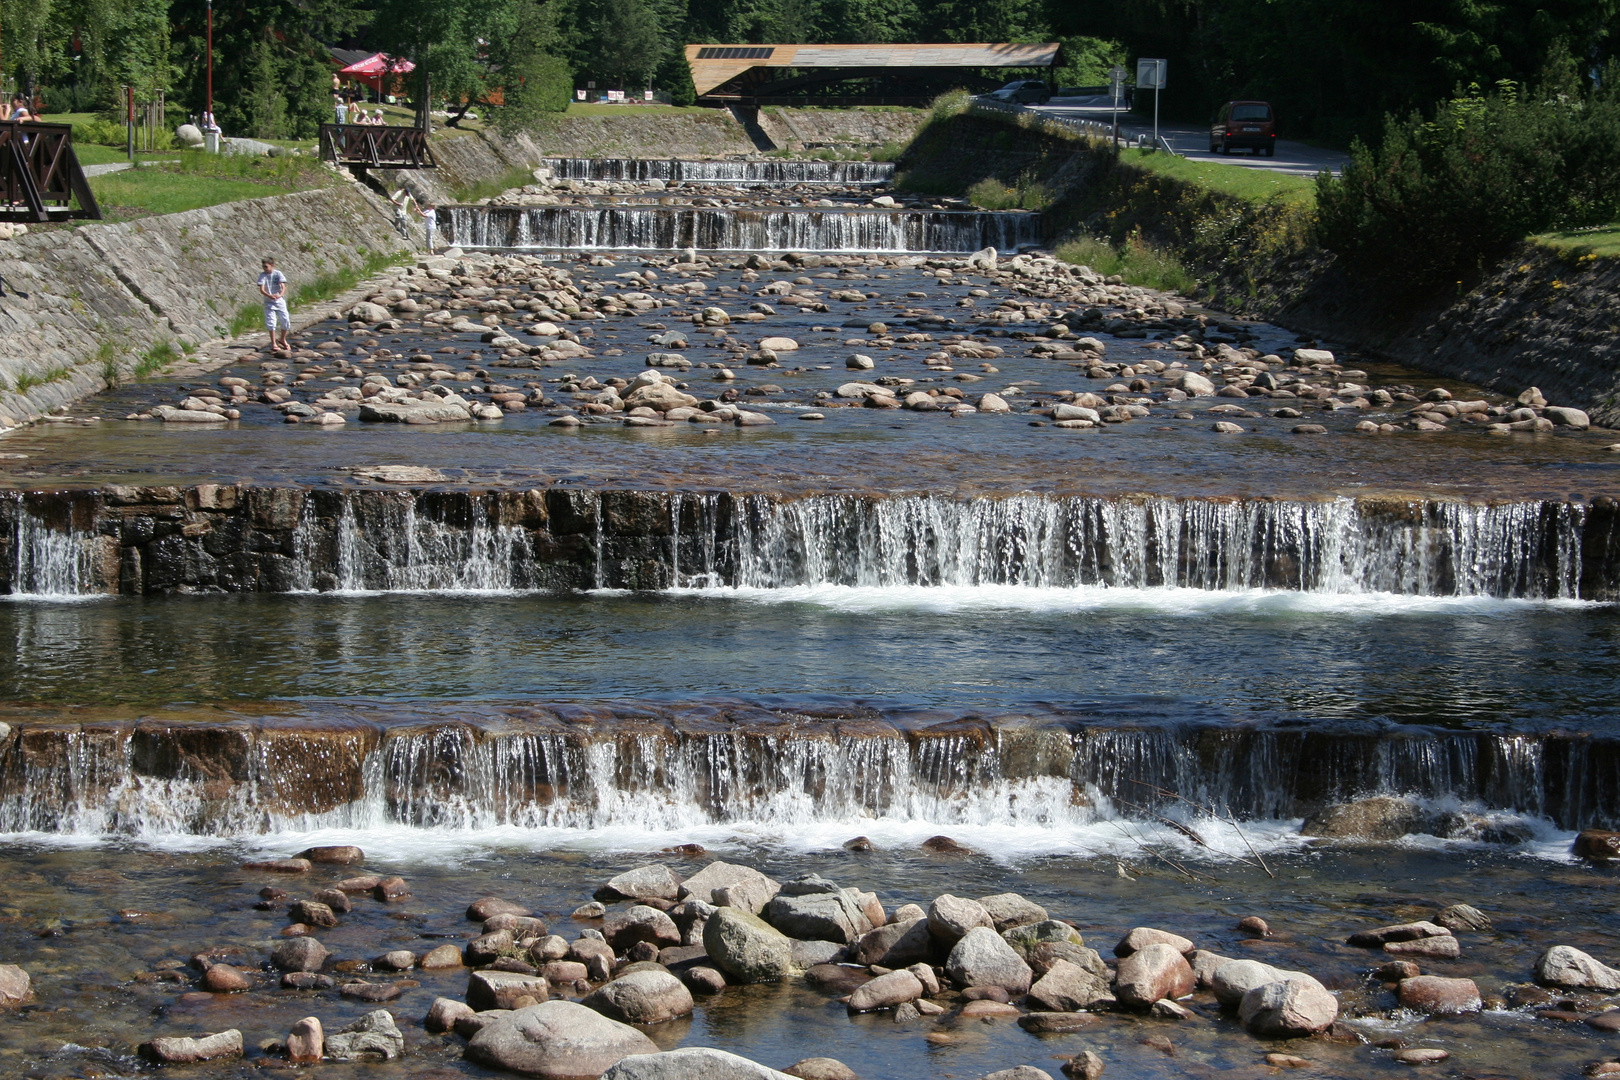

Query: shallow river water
5 198 1620 1079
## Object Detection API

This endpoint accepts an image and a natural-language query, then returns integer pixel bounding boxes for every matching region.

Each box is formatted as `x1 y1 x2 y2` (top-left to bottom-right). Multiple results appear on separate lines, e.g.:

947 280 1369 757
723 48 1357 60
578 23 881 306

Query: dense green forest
5 0 1618 145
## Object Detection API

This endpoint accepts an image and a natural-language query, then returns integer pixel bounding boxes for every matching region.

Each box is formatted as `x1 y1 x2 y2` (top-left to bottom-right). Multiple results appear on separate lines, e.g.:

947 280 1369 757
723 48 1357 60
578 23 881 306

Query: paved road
1032 95 1349 177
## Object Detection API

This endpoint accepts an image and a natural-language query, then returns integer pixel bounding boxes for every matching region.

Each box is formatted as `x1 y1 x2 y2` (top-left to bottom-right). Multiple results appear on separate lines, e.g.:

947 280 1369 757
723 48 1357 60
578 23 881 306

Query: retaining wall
0 176 412 429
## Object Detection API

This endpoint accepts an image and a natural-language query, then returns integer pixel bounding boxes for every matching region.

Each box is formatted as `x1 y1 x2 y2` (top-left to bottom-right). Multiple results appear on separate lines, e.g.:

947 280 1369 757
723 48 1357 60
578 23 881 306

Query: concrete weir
1 703 1618 836
1 485 1614 599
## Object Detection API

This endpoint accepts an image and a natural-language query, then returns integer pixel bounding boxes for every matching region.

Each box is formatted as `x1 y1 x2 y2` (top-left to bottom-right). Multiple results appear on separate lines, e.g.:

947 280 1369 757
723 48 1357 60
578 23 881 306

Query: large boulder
1028 942 1107 978
929 895 995 945
623 384 698 412
605 906 682 951
583 970 695 1024
469 970 551 1011
703 907 795 983
851 918 932 968
1026 959 1112 1012
1239 979 1339 1036
602 1047 795 1080
0 965 30 1008
1113 943 1195 1008
271 936 329 973
945 926 1032 994
1398 976 1481 1015
764 890 873 944
1300 796 1428 841
466 1001 660 1079
1004 920 1083 959
345 301 392 324
846 969 923 1012
1114 927 1192 957
1346 921 1451 947
602 865 683 902
1536 946 1620 991
1209 960 1325 1008
679 862 780 906
978 894 1048 932
140 1030 243 1064
1178 371 1216 396
324 1010 405 1061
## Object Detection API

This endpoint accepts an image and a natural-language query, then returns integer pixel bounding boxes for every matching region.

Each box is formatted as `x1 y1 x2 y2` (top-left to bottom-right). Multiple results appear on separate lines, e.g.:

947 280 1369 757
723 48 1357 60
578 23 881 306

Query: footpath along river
1 159 1619 1080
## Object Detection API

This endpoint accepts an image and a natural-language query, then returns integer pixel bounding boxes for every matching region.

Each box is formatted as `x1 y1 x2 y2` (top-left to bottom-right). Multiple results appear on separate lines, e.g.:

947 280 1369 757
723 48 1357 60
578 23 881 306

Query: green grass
10 364 74 393
134 340 180 379
1534 226 1620 258
89 170 301 217
453 165 539 203
229 248 411 339
86 149 332 218
1118 147 1316 205
1055 234 1197 294
966 178 1053 211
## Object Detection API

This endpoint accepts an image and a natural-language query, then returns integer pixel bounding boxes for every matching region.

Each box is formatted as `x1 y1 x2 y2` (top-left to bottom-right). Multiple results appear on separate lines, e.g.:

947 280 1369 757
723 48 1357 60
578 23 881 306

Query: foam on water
664 582 1602 616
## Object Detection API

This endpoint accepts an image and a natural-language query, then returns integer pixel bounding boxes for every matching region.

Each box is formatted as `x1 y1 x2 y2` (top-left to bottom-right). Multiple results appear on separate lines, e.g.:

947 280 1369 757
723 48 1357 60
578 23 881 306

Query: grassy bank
87 150 333 220
1535 226 1620 258
225 247 413 338
1117 148 1314 205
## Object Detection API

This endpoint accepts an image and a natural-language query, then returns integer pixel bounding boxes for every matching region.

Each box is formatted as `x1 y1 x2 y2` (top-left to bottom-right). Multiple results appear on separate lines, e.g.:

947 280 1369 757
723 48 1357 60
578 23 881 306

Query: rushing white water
4 491 1598 600
7 505 99 598
0 716 1602 843
542 158 895 185
442 205 1042 253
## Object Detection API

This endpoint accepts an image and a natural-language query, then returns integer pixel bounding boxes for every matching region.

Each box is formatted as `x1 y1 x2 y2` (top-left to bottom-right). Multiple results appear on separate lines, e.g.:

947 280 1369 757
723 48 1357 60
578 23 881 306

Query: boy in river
257 257 291 353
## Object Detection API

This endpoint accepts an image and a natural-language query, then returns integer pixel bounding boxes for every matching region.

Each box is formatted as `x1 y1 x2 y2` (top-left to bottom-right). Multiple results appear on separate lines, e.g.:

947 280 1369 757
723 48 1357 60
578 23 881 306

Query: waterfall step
0 703 1608 836
441 205 1041 253
3 488 1610 600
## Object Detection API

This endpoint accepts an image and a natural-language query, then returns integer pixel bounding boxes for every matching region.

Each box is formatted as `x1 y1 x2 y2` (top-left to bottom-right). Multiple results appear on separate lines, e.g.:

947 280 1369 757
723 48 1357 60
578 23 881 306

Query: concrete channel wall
0 176 412 430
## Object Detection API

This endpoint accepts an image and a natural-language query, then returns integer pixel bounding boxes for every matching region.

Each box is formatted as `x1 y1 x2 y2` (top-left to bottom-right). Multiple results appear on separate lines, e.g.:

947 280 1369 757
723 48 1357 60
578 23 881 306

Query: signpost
1108 65 1126 147
1136 58 1166 150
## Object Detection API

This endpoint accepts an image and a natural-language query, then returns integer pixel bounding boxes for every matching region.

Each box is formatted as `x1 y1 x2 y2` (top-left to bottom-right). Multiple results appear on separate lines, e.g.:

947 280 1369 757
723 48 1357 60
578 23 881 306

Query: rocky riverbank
895 107 1620 426
8 846 1620 1079
0 177 414 432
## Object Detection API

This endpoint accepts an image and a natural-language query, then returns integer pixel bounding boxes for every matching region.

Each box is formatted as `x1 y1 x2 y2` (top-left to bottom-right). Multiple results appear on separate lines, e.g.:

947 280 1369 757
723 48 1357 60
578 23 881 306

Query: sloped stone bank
0 181 411 430
897 109 1620 425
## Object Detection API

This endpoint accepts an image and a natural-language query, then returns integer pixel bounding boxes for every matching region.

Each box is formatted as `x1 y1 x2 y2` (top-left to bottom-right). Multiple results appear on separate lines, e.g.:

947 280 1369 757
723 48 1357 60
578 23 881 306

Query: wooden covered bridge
685 42 1061 106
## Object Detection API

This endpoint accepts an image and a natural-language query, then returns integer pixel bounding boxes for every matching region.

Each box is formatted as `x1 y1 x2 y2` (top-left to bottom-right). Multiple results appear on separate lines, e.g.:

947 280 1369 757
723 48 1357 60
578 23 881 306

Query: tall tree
168 0 365 138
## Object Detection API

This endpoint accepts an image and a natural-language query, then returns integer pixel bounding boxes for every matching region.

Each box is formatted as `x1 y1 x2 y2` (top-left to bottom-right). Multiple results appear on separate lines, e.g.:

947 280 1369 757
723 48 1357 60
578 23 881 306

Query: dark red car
1210 100 1276 156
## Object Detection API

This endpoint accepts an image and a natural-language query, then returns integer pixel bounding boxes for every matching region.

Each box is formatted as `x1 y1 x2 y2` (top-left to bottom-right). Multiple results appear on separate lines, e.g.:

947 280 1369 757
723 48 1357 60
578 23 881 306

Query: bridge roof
685 42 1059 97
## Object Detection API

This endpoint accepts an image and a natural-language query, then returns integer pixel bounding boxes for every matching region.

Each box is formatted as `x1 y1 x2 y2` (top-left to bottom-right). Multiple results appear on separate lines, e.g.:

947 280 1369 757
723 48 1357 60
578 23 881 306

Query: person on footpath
257 257 291 354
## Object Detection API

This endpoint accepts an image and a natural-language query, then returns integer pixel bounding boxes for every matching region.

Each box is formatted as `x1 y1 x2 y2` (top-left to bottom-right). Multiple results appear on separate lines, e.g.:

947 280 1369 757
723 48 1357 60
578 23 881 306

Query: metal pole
206 0 213 120
1154 80 1160 149
126 85 135 162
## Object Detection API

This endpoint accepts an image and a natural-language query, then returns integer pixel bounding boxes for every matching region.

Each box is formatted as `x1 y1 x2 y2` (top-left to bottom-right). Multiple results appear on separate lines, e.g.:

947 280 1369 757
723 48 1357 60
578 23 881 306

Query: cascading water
442 205 1041 254
543 158 895 185
2 489 1603 599
0 710 1610 839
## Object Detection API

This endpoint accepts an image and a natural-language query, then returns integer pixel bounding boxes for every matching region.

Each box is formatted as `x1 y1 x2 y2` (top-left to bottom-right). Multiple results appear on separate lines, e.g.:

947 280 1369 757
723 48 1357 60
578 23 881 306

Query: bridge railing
0 121 101 222
319 124 437 170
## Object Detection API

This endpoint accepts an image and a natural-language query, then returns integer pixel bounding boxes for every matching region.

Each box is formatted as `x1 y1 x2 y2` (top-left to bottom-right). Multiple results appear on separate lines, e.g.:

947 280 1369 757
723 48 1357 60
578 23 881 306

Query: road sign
1109 65 1126 90
1136 59 1166 89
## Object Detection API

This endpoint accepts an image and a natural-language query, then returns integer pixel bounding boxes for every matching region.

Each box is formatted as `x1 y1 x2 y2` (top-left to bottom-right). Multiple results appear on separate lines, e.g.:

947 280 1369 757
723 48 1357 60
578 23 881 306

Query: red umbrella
338 53 416 93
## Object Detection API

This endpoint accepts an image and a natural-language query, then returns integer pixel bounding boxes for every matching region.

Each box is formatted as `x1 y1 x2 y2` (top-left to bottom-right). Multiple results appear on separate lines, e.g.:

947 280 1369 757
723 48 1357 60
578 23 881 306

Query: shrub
1316 76 1620 289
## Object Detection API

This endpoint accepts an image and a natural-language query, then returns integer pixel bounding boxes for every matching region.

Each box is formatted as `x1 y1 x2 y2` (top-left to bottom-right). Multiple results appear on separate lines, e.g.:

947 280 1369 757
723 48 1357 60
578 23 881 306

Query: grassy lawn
1535 226 1620 258
87 150 333 219
1118 147 1316 204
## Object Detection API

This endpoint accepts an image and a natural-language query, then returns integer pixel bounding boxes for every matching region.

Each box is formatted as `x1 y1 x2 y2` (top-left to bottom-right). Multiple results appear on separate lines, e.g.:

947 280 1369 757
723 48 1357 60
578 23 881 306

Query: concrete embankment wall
0 176 413 429
898 109 1620 425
